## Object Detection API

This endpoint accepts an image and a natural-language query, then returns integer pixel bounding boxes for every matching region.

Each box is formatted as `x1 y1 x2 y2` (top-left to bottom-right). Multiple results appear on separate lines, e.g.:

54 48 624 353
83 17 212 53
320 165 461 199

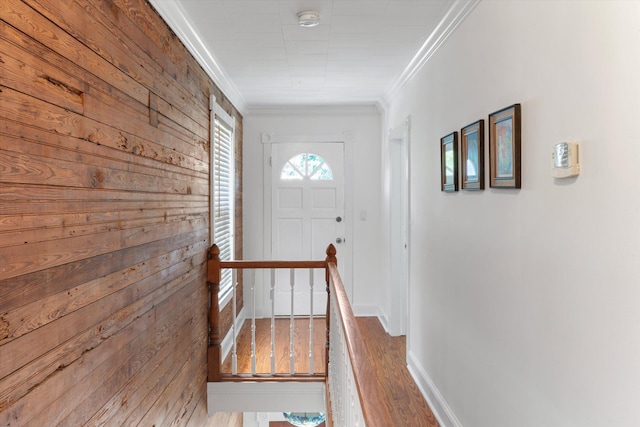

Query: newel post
325 244 337 376
207 244 222 382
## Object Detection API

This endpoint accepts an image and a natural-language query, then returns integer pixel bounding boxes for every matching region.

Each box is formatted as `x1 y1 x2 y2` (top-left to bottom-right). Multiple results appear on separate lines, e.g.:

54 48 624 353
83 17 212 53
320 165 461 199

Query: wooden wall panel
0 0 243 424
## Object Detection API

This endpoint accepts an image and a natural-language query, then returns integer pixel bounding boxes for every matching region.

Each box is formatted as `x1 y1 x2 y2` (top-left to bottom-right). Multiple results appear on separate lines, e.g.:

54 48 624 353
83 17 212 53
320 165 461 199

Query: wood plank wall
0 0 243 425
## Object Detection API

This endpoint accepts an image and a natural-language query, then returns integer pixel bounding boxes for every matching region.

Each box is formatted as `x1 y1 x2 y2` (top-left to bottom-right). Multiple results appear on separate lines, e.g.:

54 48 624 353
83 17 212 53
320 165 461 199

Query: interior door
271 142 344 315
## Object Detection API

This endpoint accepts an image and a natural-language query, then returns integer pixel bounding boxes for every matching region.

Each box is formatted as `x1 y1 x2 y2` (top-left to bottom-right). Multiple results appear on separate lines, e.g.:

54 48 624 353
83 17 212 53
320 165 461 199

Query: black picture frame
489 104 521 188
440 132 458 192
461 120 485 190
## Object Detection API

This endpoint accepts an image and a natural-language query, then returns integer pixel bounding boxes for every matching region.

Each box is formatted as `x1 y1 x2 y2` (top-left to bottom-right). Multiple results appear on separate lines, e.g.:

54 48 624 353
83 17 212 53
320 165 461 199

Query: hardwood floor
205 412 242 427
222 316 438 426
357 317 439 427
222 317 326 375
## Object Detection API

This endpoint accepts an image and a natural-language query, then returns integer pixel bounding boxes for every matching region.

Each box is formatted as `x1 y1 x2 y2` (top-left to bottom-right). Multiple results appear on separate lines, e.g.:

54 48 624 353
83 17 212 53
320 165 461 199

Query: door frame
261 132 354 316
387 118 410 337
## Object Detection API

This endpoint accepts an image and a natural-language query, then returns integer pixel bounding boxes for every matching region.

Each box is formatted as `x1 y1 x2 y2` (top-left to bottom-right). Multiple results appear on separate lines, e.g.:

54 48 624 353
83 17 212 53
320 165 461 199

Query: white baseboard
378 308 390 334
352 303 379 317
352 304 389 332
407 350 463 427
221 306 247 362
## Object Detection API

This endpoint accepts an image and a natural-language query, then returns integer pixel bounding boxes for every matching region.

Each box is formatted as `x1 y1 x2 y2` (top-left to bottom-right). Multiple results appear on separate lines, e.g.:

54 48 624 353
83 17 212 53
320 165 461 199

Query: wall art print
489 104 521 188
461 120 485 190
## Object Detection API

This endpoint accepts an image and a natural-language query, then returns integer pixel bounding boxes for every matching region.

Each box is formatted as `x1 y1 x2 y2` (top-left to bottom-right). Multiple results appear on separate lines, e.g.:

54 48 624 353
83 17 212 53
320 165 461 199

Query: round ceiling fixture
283 412 326 426
297 10 320 28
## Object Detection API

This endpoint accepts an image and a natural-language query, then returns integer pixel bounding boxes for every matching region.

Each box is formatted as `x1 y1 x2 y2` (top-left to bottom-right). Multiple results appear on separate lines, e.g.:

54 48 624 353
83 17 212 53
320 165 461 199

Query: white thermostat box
552 142 580 178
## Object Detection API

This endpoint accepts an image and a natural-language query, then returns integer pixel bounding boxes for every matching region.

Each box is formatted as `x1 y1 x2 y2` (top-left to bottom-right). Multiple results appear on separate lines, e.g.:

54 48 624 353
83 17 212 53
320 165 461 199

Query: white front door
271 142 345 315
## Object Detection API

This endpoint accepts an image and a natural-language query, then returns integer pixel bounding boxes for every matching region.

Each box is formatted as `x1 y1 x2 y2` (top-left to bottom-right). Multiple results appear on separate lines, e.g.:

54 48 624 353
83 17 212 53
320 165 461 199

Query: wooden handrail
219 260 326 269
327 262 395 427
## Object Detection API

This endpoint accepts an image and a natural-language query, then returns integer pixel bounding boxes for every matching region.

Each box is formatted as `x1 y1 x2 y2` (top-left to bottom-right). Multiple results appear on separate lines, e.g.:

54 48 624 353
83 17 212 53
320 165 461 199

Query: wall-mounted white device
552 142 580 178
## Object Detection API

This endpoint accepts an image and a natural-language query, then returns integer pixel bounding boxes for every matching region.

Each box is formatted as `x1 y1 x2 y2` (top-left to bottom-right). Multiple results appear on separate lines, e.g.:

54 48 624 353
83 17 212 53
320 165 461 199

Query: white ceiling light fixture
297 10 320 28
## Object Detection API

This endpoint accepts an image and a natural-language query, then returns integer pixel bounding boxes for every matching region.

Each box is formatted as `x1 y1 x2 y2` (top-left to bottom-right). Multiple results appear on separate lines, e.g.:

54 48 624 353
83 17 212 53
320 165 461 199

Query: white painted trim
378 307 390 334
383 0 480 105
404 116 413 349
221 306 246 362
352 304 389 333
343 132 355 303
218 289 232 312
262 145 271 287
210 95 236 304
387 118 410 338
407 350 463 427
261 133 349 144
147 0 247 115
210 95 235 130
248 105 380 117
351 304 382 318
207 382 325 413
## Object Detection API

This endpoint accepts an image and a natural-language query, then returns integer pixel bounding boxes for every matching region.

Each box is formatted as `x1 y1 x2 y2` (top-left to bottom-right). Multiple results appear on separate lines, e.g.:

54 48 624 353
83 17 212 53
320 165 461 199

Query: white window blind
211 98 235 305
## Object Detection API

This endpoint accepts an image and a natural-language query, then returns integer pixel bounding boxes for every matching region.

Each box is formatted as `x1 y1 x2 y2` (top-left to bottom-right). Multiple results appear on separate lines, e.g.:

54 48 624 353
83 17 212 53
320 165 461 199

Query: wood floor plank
222 318 326 376
357 317 440 427
205 412 243 427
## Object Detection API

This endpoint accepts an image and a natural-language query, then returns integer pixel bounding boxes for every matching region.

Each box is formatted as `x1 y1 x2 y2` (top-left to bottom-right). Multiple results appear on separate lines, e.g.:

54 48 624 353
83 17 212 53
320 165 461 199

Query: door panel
271 142 344 315
277 188 303 210
274 218 303 258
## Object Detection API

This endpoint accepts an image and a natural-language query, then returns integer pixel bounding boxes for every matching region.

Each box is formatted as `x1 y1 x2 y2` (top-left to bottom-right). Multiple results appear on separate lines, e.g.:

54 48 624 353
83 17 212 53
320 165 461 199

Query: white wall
386 1 640 426
243 106 384 315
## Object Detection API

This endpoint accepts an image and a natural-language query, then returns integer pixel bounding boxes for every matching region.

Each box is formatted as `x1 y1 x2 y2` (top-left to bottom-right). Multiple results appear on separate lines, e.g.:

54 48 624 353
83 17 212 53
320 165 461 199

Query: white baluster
232 269 237 375
328 298 336 425
349 331 356 425
339 302 346 426
270 269 276 375
289 268 295 375
309 268 314 374
250 269 256 375
330 292 342 425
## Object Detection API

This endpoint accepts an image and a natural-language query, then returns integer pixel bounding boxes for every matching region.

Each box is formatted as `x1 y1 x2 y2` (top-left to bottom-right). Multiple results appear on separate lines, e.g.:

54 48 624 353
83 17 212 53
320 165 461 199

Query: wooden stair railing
207 243 393 426
325 263 394 427
207 244 332 382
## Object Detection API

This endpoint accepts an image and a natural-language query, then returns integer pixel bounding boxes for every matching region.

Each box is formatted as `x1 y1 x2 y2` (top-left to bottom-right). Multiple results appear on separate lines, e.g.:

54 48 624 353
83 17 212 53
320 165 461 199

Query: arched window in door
280 153 333 181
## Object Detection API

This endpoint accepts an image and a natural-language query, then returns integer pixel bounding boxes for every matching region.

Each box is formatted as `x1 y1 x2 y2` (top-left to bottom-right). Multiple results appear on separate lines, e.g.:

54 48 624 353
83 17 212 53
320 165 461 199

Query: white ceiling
150 0 460 108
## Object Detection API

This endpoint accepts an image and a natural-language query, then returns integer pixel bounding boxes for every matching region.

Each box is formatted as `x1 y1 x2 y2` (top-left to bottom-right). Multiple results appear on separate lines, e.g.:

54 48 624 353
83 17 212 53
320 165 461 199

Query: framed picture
489 104 521 188
460 120 484 190
440 132 458 192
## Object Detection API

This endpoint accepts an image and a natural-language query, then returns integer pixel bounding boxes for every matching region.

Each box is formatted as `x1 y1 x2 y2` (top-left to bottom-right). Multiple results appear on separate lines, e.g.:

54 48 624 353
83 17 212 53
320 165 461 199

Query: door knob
335 216 342 223
336 237 344 244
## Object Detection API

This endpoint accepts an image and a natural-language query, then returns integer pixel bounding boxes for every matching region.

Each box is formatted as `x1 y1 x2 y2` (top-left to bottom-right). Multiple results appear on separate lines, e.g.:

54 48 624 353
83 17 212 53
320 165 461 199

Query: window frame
210 96 235 307
279 152 334 181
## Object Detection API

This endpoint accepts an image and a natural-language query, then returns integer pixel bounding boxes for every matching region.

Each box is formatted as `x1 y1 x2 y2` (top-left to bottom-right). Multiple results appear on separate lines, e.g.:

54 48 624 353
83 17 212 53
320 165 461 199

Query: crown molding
148 0 248 115
247 104 380 117
383 0 481 105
